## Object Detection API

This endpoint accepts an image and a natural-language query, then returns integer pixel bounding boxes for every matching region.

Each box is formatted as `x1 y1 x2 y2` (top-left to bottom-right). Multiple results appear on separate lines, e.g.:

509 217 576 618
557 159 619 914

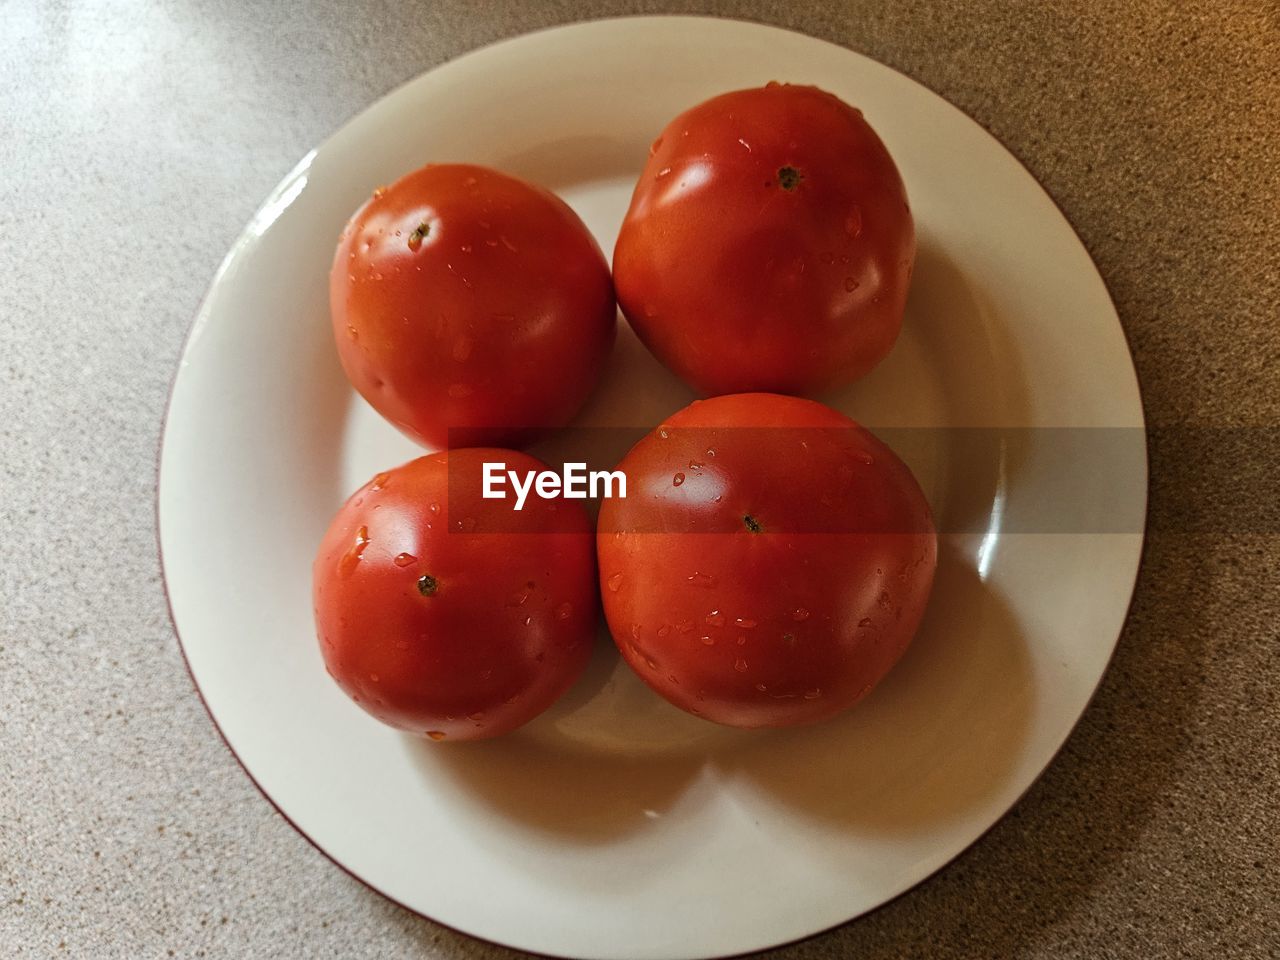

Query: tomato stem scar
743 515 763 533
407 222 431 250
417 574 438 596
777 166 802 190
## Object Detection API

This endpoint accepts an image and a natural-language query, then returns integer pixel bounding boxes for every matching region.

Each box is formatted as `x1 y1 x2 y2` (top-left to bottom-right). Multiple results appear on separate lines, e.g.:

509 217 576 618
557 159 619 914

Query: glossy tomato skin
331 164 616 449
613 84 914 396
597 394 935 728
313 449 597 741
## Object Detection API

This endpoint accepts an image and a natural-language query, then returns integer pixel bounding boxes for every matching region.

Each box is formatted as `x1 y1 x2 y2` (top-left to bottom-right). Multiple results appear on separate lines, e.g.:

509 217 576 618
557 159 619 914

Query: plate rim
155 13 1150 958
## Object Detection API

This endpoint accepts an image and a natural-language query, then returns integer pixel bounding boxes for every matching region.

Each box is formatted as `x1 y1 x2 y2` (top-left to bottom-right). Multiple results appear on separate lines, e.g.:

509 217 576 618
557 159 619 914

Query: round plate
159 16 1146 960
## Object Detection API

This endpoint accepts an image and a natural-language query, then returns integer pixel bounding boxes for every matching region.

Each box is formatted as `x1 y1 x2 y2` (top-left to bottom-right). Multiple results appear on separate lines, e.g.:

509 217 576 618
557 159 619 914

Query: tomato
331 163 616 449
613 84 914 396
312 449 597 740
597 394 935 728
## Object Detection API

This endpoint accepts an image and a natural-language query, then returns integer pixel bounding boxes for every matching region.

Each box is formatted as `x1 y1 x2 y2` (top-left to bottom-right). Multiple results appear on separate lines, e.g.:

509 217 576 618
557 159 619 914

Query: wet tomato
331 163 616 449
597 394 936 728
313 449 598 740
614 84 914 396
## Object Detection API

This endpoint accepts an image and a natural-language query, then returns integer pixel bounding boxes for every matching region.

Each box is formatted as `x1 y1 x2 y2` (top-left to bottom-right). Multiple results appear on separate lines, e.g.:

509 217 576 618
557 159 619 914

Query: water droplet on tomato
507 590 529 607
699 634 715 646
734 617 758 629
372 186 387 199
733 658 748 673
346 324 359 341
655 166 672 179
705 610 725 628
687 571 716 588
859 617 873 628
657 625 671 638
607 572 624 592
429 502 441 515
803 688 822 700
791 607 810 621
675 618 694 633
393 552 416 567
672 472 685 486
556 602 573 620
649 136 664 155
426 731 446 741
338 526 370 578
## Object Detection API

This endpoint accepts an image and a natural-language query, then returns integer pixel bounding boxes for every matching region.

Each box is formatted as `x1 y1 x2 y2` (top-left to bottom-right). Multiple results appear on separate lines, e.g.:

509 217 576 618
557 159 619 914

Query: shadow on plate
401 625 733 844
826 238 1033 538
723 539 1032 830
403 541 1029 843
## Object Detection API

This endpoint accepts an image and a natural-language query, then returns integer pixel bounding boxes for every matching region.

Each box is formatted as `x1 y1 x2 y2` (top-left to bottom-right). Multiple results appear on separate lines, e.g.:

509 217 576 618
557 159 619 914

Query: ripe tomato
331 163 616 449
613 84 914 396
597 394 935 728
312 449 597 740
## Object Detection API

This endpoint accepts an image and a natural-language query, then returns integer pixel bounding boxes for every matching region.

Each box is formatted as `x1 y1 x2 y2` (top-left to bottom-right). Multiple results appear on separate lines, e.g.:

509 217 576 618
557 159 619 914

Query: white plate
159 16 1146 960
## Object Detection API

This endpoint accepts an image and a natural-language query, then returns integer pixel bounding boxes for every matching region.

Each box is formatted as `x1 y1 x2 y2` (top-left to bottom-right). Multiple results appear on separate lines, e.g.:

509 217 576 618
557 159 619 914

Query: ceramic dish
158 16 1146 959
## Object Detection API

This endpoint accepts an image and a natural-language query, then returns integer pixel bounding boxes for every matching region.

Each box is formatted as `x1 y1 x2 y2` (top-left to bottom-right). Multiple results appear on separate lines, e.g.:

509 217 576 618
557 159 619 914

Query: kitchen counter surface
1 1 1276 957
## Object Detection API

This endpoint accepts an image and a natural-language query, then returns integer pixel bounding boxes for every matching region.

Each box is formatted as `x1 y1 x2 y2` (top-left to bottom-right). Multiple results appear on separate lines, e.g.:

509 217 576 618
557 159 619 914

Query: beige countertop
1 1 1276 957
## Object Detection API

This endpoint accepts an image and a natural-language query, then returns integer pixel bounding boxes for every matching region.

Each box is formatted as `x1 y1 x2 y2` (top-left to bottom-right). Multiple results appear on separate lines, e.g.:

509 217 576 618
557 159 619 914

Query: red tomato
313 449 597 740
597 394 935 728
613 84 914 396
331 164 616 449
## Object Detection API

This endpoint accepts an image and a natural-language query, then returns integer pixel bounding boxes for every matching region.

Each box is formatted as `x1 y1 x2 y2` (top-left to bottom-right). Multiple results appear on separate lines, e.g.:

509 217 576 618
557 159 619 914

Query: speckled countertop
2 1 1276 957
